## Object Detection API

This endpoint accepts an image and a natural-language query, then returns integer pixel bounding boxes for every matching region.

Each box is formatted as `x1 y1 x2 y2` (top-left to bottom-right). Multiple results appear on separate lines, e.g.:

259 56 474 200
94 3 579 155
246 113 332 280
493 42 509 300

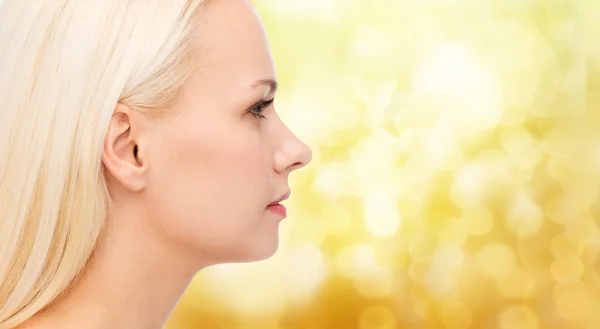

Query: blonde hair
0 1 207 327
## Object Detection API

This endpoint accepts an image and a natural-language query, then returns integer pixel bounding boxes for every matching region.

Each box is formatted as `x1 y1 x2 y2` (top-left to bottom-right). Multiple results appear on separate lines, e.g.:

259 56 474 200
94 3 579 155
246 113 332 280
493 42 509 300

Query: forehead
191 0 276 85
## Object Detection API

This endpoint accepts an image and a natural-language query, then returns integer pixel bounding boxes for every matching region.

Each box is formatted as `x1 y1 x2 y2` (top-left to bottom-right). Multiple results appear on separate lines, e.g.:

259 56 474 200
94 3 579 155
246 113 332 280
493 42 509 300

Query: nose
273 123 312 174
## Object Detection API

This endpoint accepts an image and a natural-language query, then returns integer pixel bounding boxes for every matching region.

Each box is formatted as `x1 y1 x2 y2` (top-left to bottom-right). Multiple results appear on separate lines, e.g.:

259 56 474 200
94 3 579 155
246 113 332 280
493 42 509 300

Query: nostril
290 161 306 170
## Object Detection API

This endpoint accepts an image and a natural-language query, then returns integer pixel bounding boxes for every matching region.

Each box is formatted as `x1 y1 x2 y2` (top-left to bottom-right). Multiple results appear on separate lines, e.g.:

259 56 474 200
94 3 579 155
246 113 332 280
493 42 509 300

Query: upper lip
268 190 291 206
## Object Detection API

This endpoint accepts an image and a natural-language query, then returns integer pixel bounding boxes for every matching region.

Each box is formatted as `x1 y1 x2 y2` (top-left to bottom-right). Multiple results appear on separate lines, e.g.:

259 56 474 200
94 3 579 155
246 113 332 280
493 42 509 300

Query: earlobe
101 104 148 192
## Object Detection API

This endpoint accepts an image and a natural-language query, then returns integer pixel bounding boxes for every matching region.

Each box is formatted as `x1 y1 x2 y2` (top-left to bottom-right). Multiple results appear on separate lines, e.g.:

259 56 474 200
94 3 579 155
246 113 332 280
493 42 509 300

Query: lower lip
267 204 287 218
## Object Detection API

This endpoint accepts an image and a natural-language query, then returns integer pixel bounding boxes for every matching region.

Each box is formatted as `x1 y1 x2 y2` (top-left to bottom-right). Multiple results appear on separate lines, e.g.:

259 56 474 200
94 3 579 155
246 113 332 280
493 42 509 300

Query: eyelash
248 98 274 120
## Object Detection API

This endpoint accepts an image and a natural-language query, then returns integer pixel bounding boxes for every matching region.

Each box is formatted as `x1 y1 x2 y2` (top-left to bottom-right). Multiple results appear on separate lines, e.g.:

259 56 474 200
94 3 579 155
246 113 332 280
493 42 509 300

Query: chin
241 238 281 263
237 221 283 262
218 237 281 264
250 244 279 262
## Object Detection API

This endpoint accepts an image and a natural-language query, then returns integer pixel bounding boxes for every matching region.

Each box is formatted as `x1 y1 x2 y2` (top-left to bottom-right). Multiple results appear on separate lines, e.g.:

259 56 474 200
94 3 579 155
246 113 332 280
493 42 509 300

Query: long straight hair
0 1 206 327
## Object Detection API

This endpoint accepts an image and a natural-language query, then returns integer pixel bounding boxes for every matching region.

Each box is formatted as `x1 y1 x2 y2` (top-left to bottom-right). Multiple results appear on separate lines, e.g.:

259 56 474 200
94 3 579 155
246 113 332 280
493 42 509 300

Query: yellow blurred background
167 0 600 328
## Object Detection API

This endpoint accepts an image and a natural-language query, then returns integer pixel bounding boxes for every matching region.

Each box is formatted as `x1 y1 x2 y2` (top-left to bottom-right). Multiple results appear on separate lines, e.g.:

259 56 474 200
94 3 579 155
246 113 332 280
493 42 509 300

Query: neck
20 203 208 329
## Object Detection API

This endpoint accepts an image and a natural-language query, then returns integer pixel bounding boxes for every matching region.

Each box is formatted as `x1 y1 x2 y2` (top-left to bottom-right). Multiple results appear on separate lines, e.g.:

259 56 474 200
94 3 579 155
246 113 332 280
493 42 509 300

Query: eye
248 98 274 120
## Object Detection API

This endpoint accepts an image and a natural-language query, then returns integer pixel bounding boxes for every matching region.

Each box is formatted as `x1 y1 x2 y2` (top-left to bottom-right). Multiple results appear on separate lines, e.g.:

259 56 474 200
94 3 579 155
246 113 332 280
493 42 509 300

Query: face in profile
108 0 312 265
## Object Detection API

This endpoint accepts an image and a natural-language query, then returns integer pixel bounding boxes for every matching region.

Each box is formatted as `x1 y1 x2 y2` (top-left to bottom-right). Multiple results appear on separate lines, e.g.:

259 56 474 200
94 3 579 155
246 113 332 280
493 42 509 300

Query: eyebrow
252 79 278 94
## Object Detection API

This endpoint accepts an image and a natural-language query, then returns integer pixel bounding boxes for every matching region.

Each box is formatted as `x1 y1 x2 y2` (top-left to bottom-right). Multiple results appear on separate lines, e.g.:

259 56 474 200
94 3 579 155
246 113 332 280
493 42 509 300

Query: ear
101 103 148 192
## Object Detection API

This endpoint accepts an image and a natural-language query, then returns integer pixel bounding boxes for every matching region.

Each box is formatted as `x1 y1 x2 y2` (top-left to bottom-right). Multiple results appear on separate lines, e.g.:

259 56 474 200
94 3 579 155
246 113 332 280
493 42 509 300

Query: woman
0 0 312 328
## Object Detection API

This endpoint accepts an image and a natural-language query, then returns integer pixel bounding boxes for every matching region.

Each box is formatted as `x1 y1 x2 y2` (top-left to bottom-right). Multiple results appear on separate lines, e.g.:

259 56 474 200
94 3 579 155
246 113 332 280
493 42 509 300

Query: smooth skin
17 0 312 328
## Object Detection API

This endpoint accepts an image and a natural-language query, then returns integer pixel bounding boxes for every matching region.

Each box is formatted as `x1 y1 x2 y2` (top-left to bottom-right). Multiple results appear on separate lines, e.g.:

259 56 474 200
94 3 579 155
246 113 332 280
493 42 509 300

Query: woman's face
140 0 312 263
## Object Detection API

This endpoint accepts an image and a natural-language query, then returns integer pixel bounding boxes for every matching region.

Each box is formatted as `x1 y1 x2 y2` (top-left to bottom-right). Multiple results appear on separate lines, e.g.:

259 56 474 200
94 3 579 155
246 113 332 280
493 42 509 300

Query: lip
267 204 287 217
268 190 291 206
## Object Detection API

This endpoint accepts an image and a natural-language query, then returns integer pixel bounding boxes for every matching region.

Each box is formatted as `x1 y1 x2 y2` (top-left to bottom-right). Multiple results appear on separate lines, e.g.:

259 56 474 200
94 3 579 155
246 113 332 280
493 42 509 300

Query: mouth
267 203 287 217
267 190 290 218
268 190 291 206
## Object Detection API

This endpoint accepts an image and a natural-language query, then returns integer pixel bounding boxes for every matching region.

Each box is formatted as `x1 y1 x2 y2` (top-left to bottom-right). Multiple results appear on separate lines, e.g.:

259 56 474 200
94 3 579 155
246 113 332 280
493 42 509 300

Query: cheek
145 117 275 256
